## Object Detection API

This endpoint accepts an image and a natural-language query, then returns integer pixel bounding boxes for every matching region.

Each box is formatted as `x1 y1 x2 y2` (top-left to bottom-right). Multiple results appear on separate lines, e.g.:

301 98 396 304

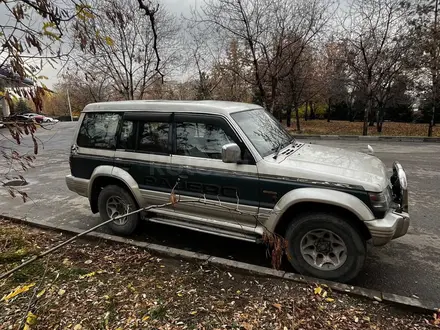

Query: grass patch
287 119 440 137
9 260 46 284
0 226 37 264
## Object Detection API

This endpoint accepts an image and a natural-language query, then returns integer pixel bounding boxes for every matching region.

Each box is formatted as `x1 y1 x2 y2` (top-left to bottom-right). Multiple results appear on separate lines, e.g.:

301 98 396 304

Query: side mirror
222 143 241 163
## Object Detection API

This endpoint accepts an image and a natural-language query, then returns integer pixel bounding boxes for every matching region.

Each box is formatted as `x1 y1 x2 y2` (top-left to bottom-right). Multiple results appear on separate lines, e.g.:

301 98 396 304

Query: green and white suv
66 100 409 282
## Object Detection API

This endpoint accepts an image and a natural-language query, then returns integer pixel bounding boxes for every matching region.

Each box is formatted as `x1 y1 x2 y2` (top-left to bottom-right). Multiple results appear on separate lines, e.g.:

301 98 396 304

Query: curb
1 215 438 314
292 134 440 143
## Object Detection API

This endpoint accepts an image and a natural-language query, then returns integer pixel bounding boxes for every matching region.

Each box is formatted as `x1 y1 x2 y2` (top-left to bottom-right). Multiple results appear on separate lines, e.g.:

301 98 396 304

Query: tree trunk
304 102 308 121
348 106 354 122
286 107 292 127
363 91 372 136
429 0 439 136
295 105 300 132
327 98 331 122
377 108 383 133
310 103 315 120
368 108 375 126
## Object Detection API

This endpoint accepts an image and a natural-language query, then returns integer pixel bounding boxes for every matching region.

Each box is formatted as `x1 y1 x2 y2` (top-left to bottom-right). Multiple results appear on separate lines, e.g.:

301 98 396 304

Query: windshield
231 108 293 158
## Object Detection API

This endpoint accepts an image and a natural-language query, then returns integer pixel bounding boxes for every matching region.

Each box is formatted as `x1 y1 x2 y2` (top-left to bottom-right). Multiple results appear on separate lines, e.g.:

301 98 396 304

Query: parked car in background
21 113 59 123
21 113 44 123
42 116 59 123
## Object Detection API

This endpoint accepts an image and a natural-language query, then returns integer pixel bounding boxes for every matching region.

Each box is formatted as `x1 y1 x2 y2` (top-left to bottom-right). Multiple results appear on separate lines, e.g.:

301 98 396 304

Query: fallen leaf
272 303 282 311
325 298 335 303
105 36 114 47
58 289 66 296
363 316 371 322
242 322 253 330
170 192 178 205
74 325 82 330
142 315 150 321
314 286 322 295
189 311 197 315
79 271 96 279
26 311 38 325
322 290 328 298
84 260 92 264
354 316 359 323
373 296 382 302
36 289 46 298
1 283 35 301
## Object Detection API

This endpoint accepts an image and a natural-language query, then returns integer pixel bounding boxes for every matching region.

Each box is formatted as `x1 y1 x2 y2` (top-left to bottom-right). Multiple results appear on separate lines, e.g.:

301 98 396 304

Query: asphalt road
1 122 439 304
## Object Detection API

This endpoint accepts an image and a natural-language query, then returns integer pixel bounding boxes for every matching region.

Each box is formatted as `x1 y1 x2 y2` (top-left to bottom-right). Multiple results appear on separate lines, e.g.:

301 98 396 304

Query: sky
0 0 198 89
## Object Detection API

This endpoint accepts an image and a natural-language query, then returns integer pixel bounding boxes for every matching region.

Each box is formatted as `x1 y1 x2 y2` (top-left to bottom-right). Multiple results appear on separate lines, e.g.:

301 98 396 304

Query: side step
147 216 260 243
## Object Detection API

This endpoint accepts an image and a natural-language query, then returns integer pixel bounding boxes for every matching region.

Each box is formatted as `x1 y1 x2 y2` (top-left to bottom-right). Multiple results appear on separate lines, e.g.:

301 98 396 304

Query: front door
169 113 259 228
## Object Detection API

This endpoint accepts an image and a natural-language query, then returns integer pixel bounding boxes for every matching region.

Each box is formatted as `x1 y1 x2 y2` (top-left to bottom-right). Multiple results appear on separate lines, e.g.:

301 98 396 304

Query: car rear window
77 113 121 149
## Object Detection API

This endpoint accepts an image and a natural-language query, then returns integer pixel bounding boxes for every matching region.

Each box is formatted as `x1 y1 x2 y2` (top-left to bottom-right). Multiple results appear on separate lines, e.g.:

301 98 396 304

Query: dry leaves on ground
0 220 438 330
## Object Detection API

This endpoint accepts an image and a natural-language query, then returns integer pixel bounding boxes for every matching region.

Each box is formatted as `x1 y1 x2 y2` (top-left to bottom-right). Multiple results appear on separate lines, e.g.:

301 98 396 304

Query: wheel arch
273 202 372 242
88 166 142 213
267 188 374 241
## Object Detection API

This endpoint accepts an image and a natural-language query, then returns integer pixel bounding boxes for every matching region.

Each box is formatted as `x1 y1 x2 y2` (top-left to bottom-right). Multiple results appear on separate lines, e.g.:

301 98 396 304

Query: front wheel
97 185 139 235
285 212 366 283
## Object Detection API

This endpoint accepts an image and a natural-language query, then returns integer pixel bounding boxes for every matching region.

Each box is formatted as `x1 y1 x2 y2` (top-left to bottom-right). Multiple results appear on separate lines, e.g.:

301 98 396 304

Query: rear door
114 112 173 207
70 112 121 180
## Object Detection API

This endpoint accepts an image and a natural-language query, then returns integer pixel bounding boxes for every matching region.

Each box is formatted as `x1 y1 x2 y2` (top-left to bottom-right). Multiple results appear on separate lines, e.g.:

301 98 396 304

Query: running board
149 208 265 236
148 216 259 243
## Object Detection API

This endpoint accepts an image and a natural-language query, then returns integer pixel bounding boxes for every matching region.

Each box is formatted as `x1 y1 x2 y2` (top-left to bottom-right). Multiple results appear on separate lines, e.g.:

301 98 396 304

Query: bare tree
182 20 226 100
72 0 179 100
196 0 336 115
340 0 411 135
410 0 440 136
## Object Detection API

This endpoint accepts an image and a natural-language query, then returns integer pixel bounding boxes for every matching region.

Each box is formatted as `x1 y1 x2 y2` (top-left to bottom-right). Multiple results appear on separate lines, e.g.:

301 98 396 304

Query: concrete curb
1 215 438 314
292 134 440 143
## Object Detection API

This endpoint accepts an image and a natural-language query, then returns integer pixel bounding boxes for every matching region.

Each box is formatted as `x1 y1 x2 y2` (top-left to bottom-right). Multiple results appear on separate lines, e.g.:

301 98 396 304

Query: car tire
97 185 139 235
285 212 366 283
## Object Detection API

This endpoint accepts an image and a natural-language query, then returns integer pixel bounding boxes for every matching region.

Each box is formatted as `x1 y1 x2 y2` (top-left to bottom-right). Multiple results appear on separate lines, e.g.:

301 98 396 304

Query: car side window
118 120 136 150
77 113 121 149
176 121 234 159
138 121 170 154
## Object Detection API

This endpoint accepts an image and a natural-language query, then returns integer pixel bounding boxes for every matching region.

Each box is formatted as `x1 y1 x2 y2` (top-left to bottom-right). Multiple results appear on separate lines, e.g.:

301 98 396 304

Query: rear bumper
66 175 89 197
365 210 410 246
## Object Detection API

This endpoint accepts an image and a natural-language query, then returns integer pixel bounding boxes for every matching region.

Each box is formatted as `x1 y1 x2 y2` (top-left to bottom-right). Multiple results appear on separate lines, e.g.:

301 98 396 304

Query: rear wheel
97 185 139 235
285 212 366 283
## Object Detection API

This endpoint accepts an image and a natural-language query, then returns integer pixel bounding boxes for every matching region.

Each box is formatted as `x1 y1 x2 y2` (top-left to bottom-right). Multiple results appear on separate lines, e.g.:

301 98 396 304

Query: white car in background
22 112 59 123
42 116 59 123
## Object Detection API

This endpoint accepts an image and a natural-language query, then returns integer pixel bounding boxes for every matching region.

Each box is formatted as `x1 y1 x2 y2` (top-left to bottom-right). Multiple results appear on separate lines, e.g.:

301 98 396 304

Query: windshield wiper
273 142 284 159
274 137 296 159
